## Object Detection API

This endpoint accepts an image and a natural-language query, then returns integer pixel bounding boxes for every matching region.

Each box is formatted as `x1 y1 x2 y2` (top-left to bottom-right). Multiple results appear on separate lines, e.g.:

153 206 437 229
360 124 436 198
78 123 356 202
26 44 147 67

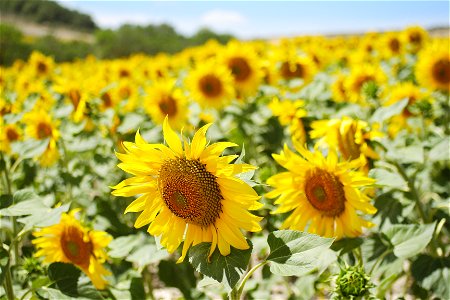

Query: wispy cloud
199 9 247 33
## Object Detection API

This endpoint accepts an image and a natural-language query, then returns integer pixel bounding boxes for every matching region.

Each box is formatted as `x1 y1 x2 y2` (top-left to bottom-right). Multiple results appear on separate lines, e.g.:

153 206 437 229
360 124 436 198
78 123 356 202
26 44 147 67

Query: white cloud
93 13 158 29
199 9 247 32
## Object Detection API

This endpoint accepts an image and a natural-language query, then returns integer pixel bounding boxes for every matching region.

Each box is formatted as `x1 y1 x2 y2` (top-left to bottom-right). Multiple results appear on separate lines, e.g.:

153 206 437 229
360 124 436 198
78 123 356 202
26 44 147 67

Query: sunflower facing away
111 117 262 262
266 143 377 238
32 210 112 289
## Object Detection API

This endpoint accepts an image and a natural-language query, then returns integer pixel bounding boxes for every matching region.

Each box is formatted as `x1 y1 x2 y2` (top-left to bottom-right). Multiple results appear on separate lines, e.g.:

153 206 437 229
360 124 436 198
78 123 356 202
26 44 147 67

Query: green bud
335 265 373 299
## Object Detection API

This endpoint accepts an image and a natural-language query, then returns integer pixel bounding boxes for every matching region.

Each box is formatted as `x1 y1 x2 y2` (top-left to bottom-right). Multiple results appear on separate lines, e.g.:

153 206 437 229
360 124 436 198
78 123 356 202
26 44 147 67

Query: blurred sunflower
144 79 188 130
310 117 382 162
27 51 54 78
32 210 112 289
331 74 348 103
221 41 263 97
112 117 262 262
278 56 316 85
345 64 386 104
403 26 428 53
380 32 404 58
23 109 60 166
0 122 22 154
186 61 235 108
266 144 376 238
416 42 450 91
268 97 307 144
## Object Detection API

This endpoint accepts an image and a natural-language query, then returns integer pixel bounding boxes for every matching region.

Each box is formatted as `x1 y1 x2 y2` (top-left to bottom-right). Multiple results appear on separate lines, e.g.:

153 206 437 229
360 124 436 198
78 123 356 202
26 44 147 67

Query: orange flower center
158 96 177 117
198 74 223 98
389 38 400 53
432 59 450 85
228 57 252 82
6 128 19 141
101 92 113 108
409 32 422 44
37 61 48 74
36 122 52 139
353 75 375 92
280 62 304 80
305 168 346 217
60 225 93 268
159 158 223 227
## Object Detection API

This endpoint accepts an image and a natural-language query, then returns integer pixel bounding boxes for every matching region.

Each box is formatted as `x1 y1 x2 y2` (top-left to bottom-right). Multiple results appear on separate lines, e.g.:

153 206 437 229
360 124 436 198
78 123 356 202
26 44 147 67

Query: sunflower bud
334 265 373 299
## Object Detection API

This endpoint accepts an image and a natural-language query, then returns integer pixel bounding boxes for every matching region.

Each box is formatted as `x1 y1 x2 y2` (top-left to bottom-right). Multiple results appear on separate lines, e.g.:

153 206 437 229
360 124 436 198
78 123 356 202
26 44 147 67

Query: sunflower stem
3 259 15 300
369 249 390 275
230 261 268 300
142 266 155 300
59 137 73 203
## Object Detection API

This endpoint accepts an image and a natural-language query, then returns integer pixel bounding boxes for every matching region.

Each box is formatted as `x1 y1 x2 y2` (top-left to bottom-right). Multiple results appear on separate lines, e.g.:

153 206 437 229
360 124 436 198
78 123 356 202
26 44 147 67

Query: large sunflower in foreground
415 42 450 92
32 210 112 289
186 61 235 109
266 144 377 238
112 117 262 262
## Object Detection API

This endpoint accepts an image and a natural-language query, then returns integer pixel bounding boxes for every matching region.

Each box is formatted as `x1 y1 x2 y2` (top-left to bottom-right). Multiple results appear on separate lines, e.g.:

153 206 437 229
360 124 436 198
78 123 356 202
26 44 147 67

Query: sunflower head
0 123 22 154
345 64 386 104
335 265 373 299
28 51 54 77
186 60 235 109
416 41 450 91
112 117 262 262
266 143 376 238
32 210 112 289
403 26 428 52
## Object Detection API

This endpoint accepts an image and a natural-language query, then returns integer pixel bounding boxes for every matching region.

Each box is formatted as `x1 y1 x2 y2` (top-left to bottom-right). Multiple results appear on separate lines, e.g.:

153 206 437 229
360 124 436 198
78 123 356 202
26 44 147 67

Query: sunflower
403 26 428 53
27 51 54 78
380 32 403 58
415 41 450 91
144 79 188 130
266 143 377 238
221 41 263 97
268 97 307 144
32 210 112 289
345 64 386 104
310 117 382 162
331 74 348 103
23 109 60 166
186 60 235 109
111 117 262 262
278 56 316 85
0 122 22 154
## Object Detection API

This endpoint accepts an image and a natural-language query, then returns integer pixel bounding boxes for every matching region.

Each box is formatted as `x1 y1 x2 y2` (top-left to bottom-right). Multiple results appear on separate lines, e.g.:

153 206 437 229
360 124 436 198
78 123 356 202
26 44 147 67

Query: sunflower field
0 25 449 300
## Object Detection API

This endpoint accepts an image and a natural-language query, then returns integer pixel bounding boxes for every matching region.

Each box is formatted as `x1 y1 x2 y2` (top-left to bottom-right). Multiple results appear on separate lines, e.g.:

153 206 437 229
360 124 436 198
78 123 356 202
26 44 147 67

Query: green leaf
117 113 145 134
0 245 9 286
0 199 46 216
108 234 145 258
331 237 364 255
428 138 449 162
66 136 99 152
126 243 169 270
36 287 72 300
188 241 253 290
130 277 146 300
0 194 13 209
266 230 334 276
387 145 424 164
13 189 38 203
369 168 408 191
158 260 196 299
411 255 450 299
17 203 70 232
370 98 408 123
383 223 436 259
48 262 81 297
11 138 50 159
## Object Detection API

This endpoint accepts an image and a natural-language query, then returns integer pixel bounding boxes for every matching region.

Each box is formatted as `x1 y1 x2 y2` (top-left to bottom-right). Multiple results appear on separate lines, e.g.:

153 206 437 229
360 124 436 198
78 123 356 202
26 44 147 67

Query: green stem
3 261 15 300
59 137 73 203
369 249 390 275
142 266 155 300
392 161 428 223
230 261 268 300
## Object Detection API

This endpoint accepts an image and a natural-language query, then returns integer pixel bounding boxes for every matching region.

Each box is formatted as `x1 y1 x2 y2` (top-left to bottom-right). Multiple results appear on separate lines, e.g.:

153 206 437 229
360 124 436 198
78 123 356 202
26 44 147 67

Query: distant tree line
0 23 235 66
0 0 97 31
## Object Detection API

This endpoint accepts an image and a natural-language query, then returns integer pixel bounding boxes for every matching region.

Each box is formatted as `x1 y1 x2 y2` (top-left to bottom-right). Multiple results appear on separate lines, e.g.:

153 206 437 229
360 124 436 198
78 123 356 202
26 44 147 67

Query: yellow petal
163 116 183 156
190 123 212 159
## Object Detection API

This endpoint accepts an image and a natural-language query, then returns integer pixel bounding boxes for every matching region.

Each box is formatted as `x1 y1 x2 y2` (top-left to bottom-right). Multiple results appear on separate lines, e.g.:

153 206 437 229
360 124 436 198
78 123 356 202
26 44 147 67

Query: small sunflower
144 79 188 130
28 51 54 78
416 42 450 91
268 97 307 144
403 26 428 53
221 41 263 97
186 60 235 109
266 143 377 238
331 74 348 103
0 122 22 154
32 210 112 289
23 109 60 166
380 32 403 58
345 64 386 104
111 117 262 262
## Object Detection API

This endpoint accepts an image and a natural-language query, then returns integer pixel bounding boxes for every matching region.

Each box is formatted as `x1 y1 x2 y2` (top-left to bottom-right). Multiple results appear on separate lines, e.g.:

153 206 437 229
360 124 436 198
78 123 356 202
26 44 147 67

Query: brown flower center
69 89 81 109
159 158 223 227
353 75 375 92
37 61 48 74
36 122 52 139
228 57 252 82
60 225 93 268
432 59 450 85
280 62 304 79
6 128 19 141
198 74 223 98
389 38 400 53
101 92 113 108
158 96 177 116
305 168 346 217
409 32 422 44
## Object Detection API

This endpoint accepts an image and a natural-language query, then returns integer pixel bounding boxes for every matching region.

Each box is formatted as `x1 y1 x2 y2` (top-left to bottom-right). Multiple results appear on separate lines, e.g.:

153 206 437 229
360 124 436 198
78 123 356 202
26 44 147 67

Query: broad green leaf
36 287 72 300
48 262 81 297
369 168 408 191
0 194 13 209
66 136 99 152
411 255 450 299
266 230 334 276
13 189 38 203
383 223 436 259
126 243 169 270
11 138 50 159
0 199 47 216
331 237 364 255
108 234 145 258
130 277 146 300
117 113 145 134
428 138 449 162
188 241 253 290
158 260 196 299
387 145 424 164
17 203 70 232
370 98 408 123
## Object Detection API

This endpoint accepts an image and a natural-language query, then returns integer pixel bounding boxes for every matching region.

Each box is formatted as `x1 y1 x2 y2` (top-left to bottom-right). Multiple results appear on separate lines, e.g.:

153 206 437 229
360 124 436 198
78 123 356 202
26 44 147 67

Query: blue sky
58 1 449 39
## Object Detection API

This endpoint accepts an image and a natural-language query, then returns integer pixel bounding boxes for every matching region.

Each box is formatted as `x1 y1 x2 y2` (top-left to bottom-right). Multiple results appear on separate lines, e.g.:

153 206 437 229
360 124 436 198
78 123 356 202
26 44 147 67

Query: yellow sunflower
144 79 188 130
0 122 22 154
186 60 235 109
415 41 450 91
23 109 60 166
331 74 348 103
310 116 382 162
220 41 263 97
111 117 262 262
266 143 377 238
32 210 112 289
403 26 428 53
27 51 55 78
345 63 386 104
380 32 404 58
268 97 307 144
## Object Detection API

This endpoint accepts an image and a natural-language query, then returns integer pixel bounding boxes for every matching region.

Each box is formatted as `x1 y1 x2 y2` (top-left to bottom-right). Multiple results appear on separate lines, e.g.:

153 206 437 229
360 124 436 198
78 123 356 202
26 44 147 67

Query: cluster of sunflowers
0 25 449 299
